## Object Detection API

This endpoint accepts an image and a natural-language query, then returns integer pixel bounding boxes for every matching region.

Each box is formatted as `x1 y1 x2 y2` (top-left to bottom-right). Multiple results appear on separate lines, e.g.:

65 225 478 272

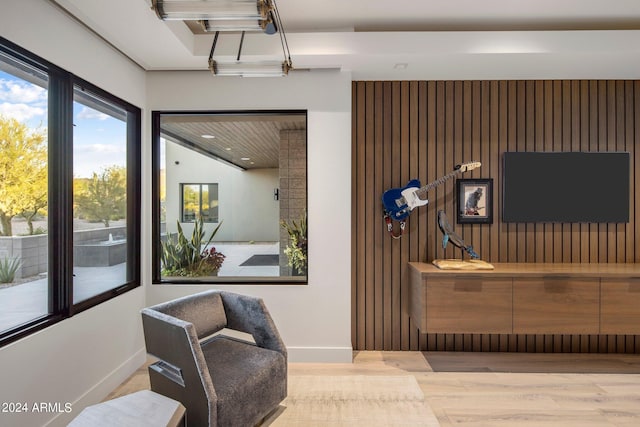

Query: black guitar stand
384 212 406 239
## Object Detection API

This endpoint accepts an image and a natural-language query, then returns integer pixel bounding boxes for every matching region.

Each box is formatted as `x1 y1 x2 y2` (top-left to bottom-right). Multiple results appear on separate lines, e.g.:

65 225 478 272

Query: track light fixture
151 0 277 34
207 30 292 77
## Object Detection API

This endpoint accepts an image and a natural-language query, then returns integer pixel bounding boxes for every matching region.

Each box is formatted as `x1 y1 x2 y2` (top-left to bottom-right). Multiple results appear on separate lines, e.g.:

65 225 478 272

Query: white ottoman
69 390 185 427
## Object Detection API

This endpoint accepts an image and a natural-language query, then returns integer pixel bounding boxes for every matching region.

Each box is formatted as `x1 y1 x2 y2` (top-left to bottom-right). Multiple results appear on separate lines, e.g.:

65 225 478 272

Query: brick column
279 129 307 275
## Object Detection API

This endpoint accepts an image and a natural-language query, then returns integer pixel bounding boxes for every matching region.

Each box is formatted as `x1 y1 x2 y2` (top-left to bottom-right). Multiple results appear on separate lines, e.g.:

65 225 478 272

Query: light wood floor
109 351 640 426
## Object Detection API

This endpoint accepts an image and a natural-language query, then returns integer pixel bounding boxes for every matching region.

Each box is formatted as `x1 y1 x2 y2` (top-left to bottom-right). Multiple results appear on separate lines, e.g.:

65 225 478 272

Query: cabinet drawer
601 278 640 334
426 277 512 334
513 277 599 334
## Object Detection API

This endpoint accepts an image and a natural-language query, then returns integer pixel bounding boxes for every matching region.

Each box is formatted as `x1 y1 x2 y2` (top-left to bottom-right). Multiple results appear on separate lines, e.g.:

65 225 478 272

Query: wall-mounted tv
502 152 629 223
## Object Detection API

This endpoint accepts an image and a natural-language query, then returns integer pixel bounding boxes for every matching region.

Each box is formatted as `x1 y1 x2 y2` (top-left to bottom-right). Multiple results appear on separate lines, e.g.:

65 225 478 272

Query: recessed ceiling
173 0 640 33
161 113 306 169
47 0 640 79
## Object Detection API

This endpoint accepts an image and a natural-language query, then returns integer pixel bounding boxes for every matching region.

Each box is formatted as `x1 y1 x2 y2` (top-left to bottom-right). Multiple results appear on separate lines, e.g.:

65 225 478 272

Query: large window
0 37 141 346
153 111 307 283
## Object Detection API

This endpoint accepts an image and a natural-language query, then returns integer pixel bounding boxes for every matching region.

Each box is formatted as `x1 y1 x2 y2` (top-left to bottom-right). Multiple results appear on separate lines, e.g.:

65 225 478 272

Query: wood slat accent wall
352 80 640 352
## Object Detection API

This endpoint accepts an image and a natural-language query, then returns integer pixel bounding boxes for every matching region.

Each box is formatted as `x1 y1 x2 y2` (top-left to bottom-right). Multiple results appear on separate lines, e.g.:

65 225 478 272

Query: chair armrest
141 308 218 400
220 292 287 359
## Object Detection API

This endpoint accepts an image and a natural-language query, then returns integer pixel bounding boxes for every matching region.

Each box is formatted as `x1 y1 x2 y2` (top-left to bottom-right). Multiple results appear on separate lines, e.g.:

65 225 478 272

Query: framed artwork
457 178 493 224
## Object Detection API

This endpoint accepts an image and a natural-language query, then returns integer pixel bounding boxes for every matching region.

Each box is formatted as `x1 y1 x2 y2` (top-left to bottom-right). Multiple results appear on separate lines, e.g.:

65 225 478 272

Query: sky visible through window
0 70 126 178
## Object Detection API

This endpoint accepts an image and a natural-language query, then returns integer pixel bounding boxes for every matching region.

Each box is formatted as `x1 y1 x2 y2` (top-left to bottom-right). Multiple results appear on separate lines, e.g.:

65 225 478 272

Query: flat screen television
502 152 630 223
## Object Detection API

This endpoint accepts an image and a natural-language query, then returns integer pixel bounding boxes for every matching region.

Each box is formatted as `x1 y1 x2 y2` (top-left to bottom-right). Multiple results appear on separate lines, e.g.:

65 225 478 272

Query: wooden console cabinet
409 262 640 335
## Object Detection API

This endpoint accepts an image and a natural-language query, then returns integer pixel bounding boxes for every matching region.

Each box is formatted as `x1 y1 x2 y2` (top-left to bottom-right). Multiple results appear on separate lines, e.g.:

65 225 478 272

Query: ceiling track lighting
152 0 276 34
152 0 266 20
151 0 293 77
208 30 291 77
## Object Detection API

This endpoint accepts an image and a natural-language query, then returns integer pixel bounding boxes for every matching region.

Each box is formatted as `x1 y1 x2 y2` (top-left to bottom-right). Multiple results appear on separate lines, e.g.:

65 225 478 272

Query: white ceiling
50 0 640 79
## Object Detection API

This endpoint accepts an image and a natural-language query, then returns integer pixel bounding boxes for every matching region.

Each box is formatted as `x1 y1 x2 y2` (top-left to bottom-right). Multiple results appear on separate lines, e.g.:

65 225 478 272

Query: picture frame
457 178 493 224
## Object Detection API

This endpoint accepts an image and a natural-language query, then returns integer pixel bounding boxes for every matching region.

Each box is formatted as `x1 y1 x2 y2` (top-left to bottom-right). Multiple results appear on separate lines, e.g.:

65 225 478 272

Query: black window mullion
152 112 162 283
126 109 142 285
48 70 75 317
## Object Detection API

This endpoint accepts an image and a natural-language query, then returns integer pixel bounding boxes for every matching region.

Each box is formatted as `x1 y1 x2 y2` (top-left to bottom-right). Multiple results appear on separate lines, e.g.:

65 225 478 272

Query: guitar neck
414 169 463 198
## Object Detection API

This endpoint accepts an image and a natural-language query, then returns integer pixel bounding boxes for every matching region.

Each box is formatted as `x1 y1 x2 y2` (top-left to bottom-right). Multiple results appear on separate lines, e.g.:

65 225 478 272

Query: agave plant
0 257 22 284
161 217 224 277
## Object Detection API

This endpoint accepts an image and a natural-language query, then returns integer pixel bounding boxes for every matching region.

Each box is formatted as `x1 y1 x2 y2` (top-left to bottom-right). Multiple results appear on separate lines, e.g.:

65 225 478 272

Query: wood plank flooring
109 351 640 426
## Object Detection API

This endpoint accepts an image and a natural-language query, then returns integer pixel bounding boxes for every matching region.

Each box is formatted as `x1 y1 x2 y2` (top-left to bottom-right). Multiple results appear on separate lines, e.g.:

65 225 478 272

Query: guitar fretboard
413 168 463 198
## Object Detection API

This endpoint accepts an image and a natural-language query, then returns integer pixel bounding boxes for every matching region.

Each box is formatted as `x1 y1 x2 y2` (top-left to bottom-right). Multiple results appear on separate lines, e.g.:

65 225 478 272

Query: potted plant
281 211 307 276
161 217 225 277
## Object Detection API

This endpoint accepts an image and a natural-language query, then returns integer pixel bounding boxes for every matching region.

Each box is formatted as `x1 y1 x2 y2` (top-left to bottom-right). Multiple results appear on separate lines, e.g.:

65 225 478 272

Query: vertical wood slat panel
351 83 358 350
598 81 608 262
553 81 563 264
625 81 635 263
525 81 536 263
590 81 600 263
478 82 489 264
353 82 365 350
373 82 384 350
416 81 428 351
425 82 438 352
499 81 510 263
516 81 527 262
382 82 393 350
391 81 402 350
544 81 554 264
490 81 501 263
352 80 639 352
408 81 420 350
365 82 375 350
400 81 411 350
579 81 590 264
607 81 617 263
534 81 546 263
570 80 580 263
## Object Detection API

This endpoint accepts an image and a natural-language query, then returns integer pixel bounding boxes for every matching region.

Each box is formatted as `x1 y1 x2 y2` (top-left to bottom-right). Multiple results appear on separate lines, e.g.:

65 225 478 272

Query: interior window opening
154 111 307 283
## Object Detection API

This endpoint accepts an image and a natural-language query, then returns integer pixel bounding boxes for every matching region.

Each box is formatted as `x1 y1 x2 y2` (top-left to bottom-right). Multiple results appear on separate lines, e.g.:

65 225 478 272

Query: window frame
0 36 141 347
180 183 219 223
152 110 308 285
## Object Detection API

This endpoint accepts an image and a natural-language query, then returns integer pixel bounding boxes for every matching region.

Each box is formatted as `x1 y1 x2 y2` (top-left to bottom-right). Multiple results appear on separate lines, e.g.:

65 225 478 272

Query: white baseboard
45 347 147 427
287 346 353 363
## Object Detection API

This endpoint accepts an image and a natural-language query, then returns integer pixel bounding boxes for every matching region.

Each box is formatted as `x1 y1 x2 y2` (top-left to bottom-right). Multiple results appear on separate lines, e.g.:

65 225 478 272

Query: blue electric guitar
382 162 481 221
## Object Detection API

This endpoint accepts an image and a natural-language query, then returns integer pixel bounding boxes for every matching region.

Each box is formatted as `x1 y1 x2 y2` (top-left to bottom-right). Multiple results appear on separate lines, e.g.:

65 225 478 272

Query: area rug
240 254 279 266
263 375 440 426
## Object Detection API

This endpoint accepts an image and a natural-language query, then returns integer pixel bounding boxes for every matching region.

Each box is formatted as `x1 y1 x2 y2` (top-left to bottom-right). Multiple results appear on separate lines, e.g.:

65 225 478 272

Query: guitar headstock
456 161 482 172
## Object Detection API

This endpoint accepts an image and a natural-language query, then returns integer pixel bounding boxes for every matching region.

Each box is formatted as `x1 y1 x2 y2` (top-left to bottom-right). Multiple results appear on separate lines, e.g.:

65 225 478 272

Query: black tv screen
502 152 629 223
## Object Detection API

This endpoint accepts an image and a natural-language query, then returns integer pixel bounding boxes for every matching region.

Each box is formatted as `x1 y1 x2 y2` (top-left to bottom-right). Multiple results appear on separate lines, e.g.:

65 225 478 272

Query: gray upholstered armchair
141 290 287 426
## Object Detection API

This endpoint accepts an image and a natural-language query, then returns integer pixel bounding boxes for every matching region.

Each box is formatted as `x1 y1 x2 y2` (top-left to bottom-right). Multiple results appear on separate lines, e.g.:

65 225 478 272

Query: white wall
0 1 148 426
165 142 280 242
147 70 353 363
